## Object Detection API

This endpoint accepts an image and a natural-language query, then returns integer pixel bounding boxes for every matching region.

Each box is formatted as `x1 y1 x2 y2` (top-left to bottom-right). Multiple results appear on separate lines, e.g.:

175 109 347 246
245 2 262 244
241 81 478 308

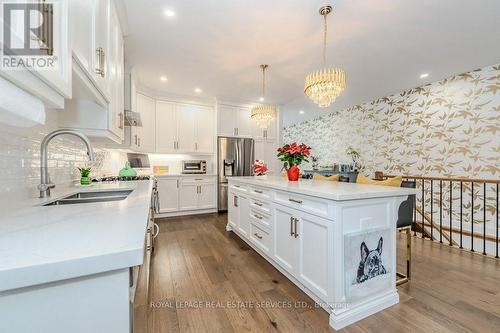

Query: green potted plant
346 147 360 171
277 142 311 181
78 167 92 185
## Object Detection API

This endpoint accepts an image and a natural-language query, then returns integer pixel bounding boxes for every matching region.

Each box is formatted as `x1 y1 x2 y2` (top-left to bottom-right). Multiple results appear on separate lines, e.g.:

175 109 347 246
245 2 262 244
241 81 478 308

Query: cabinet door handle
195 142 198 150
233 184 240 188
118 112 124 129
173 141 176 149
176 179 179 188
195 178 203 181
199 185 202 194
234 196 238 207
254 233 263 240
253 202 263 207
138 137 141 147
254 189 263 194
294 218 299 238
95 47 105 78
253 214 263 220
134 134 138 145
288 198 303 204
290 217 294 236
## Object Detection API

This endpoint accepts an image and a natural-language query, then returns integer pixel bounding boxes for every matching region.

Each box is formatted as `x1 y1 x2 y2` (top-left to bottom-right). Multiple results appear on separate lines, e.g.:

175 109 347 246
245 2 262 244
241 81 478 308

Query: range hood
124 110 142 127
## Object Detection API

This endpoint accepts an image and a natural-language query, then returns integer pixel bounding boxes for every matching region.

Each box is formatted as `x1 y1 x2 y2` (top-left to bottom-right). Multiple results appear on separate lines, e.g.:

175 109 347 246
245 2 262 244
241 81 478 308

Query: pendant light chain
323 13 327 66
262 65 266 97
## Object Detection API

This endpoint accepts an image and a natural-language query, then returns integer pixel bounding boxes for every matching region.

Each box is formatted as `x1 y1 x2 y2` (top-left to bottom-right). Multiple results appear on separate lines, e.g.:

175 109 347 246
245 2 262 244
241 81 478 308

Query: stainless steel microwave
182 160 207 174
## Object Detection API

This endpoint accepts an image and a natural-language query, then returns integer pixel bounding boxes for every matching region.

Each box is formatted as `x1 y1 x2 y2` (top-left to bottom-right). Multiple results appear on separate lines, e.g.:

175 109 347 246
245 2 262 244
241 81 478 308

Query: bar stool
396 180 416 285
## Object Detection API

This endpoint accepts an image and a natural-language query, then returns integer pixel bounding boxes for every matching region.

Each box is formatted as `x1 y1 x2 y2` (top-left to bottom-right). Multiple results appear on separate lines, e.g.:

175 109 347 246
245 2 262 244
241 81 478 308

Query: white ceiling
122 0 500 126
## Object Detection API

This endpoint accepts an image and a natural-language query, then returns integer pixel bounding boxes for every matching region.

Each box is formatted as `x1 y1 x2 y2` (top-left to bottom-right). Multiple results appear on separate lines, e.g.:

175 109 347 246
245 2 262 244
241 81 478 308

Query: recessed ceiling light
164 9 175 17
259 97 264 102
420 73 429 79
299 110 305 114
160 76 168 82
194 88 202 93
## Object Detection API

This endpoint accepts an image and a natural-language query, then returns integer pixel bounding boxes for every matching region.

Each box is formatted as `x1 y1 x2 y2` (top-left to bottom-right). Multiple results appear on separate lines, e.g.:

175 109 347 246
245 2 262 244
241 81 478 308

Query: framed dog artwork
344 227 393 302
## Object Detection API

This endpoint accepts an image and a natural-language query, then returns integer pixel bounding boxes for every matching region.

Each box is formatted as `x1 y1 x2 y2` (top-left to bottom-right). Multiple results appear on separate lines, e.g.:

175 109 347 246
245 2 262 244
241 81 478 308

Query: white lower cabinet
156 176 217 215
236 195 250 237
157 178 179 213
228 191 239 229
273 206 298 274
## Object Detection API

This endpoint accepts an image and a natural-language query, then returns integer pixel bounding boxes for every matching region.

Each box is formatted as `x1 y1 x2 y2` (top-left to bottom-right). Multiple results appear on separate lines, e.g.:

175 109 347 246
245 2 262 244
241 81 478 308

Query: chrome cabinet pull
253 214 263 220
290 216 294 236
233 184 240 188
254 202 263 207
118 112 124 129
254 233 263 240
95 47 105 77
289 198 303 204
176 179 179 188
195 142 198 150
234 196 238 207
195 178 203 181
134 134 138 145
254 189 263 194
294 218 299 238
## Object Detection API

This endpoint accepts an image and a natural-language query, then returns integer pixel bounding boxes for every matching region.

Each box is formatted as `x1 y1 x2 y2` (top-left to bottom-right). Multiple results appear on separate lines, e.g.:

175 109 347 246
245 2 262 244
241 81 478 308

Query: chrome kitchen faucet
38 129 95 198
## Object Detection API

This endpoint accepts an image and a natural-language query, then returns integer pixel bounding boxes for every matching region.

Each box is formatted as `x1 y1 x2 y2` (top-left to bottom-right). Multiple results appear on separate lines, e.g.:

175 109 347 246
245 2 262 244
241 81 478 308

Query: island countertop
0 180 153 292
228 176 418 201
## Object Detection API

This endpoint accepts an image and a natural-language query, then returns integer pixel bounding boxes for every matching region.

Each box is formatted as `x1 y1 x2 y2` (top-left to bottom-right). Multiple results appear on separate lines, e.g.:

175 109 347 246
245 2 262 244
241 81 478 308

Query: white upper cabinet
155 101 177 153
134 93 156 152
0 0 71 108
255 138 279 174
155 101 214 154
60 0 124 143
217 104 277 139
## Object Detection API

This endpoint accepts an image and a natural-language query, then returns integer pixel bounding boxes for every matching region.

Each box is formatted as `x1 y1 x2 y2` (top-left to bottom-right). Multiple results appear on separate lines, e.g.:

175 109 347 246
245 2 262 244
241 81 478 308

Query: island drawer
249 198 271 215
275 191 329 218
230 183 248 193
249 186 272 200
249 222 271 255
181 176 216 184
249 209 272 230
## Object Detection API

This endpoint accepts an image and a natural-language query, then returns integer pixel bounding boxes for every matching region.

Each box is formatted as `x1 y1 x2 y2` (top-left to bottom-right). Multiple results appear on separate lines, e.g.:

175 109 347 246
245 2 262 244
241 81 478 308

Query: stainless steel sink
43 190 133 206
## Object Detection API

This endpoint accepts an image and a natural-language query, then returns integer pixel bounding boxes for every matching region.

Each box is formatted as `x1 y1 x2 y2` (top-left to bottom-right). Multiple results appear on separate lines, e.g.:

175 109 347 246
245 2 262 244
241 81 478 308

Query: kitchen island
0 179 155 332
226 176 418 329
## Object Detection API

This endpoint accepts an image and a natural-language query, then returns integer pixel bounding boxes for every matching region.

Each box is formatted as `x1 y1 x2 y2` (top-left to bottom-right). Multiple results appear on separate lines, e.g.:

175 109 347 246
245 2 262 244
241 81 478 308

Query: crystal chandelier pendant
251 64 276 128
304 5 346 108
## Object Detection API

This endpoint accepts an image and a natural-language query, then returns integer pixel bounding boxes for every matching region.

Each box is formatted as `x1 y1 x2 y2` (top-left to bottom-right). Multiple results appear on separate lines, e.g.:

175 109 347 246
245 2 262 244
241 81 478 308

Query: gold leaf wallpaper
283 63 500 255
283 63 500 179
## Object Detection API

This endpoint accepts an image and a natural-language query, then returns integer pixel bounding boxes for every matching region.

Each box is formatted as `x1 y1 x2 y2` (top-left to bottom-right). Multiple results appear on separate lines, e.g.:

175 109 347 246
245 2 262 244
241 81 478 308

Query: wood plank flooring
136 213 500 333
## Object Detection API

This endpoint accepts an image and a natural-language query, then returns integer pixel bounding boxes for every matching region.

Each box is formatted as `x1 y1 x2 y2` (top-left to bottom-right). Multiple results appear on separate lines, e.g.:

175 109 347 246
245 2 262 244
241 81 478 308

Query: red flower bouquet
277 142 311 181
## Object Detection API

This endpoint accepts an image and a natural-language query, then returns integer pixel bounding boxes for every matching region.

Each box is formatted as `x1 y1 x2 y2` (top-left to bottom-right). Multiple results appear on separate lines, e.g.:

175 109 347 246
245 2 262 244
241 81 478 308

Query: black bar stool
396 180 416 285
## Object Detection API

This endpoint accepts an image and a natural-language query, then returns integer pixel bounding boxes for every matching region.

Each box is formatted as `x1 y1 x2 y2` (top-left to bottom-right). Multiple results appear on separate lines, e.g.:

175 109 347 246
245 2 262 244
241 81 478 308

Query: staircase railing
384 174 499 258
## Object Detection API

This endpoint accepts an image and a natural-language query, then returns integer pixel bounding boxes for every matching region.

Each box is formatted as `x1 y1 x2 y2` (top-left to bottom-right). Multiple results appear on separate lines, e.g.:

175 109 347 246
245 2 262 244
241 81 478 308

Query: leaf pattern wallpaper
283 63 500 255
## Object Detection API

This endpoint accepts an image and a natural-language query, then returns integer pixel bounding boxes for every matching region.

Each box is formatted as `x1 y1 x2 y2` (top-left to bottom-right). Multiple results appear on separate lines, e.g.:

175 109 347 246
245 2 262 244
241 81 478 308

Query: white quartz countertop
0 180 153 292
229 176 419 201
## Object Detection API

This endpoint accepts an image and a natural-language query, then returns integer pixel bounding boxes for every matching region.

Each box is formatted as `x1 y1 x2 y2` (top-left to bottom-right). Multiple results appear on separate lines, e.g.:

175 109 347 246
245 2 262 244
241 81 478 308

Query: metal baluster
471 182 474 252
430 180 433 241
449 180 453 246
460 182 463 249
439 180 443 243
413 178 417 236
496 183 499 259
421 179 425 238
483 182 486 255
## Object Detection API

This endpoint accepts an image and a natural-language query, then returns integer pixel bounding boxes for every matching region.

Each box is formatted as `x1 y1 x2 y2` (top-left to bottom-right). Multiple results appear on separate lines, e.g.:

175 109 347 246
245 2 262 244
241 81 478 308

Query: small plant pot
286 166 300 181
80 176 91 185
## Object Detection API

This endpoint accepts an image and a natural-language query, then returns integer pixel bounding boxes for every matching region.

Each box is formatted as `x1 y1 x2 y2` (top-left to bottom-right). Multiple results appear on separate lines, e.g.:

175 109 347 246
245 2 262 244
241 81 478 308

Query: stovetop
92 175 152 183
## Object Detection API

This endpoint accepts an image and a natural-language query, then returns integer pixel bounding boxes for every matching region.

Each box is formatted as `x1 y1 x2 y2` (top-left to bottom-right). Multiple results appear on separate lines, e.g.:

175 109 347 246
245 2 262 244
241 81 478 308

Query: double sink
43 190 133 206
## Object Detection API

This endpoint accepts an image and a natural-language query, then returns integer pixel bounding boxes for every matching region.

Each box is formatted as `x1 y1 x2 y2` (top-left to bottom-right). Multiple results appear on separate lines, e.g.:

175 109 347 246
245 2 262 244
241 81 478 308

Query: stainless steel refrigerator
218 137 254 211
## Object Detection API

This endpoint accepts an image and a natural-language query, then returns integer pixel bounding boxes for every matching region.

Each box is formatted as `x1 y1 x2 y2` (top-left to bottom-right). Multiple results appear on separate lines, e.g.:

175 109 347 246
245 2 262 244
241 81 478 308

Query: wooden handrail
384 174 500 184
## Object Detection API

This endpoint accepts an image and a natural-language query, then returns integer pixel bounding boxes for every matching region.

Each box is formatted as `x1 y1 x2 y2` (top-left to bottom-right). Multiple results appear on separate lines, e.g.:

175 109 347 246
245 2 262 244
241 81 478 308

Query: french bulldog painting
356 237 387 284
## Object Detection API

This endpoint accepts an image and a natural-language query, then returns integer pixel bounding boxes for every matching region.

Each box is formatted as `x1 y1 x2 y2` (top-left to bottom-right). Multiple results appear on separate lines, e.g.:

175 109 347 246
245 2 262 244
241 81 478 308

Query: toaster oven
182 160 207 174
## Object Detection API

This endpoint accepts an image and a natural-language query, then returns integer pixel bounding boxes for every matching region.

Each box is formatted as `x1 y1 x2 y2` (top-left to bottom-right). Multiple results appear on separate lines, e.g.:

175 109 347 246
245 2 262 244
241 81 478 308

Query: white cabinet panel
273 206 297 274
237 195 250 237
155 101 177 153
218 105 236 136
297 214 330 299
255 139 279 175
157 178 179 213
236 107 253 137
199 183 216 209
135 93 155 152
92 0 110 97
179 184 198 211
228 191 239 229
108 6 124 141
195 106 214 153
177 104 197 152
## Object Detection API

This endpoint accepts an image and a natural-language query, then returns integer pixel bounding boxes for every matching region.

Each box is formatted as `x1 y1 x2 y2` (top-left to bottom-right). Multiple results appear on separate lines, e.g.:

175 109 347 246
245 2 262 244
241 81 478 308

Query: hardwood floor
137 213 500 333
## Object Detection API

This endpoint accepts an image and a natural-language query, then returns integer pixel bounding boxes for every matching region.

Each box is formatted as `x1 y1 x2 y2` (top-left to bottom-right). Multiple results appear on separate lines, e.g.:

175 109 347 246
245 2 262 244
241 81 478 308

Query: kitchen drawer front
181 176 216 184
229 183 248 193
249 209 272 231
275 191 329 218
250 222 271 255
249 197 271 215
249 186 272 200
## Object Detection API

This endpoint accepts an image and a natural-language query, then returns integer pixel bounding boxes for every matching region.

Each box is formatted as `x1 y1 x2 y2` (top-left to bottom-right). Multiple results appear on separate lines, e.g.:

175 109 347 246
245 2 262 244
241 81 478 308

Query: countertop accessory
78 167 92 185
277 142 311 181
119 161 138 177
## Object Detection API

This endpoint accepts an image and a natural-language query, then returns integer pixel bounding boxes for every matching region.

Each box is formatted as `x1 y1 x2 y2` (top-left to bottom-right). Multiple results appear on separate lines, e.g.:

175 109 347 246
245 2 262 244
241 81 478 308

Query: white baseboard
329 291 399 330
155 209 217 218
